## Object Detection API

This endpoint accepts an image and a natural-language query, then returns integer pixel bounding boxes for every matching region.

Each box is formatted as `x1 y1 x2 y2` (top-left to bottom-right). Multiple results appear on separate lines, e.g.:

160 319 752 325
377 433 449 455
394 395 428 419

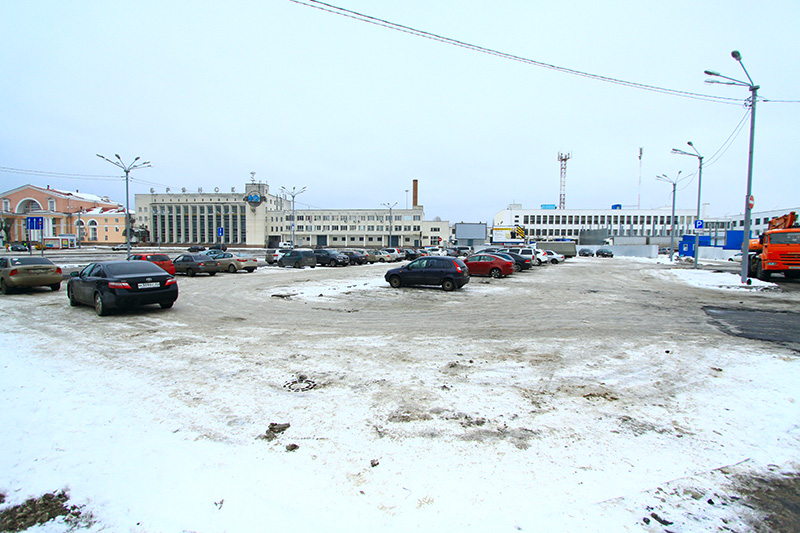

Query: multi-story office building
135 180 449 248
494 204 699 242
494 204 800 246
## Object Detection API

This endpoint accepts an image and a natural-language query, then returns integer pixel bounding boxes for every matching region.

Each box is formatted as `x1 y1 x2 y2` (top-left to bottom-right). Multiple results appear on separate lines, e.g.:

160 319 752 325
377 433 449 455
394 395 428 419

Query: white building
494 204 699 244
134 180 449 248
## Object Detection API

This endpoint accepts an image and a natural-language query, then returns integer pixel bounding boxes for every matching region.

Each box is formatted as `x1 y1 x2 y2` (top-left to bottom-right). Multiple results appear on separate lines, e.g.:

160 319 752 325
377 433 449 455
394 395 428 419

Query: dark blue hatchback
384 256 470 291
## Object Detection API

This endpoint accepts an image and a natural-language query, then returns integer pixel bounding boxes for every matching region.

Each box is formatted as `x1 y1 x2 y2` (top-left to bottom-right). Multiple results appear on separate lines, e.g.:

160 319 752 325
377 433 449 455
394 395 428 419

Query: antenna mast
637 147 643 209
557 152 571 209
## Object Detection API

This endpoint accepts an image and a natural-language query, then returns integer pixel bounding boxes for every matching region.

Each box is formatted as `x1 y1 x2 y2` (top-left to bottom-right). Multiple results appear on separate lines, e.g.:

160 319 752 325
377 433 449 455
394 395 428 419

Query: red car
463 254 514 278
127 253 176 276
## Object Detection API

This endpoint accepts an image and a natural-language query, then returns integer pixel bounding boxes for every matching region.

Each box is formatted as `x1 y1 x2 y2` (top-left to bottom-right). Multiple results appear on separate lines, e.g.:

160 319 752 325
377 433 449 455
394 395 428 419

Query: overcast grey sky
2 1 798 223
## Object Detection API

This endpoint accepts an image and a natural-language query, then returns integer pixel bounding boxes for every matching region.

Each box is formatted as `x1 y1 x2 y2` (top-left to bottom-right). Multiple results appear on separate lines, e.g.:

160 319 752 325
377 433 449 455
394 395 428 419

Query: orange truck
748 212 800 281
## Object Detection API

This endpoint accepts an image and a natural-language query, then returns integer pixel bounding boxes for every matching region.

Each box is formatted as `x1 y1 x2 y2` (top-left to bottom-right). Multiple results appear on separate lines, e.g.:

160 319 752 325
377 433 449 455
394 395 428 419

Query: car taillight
8 269 18 276
165 278 177 286
56 267 63 274
108 281 131 289
451 260 462 273
198 262 205 266
237 258 247 262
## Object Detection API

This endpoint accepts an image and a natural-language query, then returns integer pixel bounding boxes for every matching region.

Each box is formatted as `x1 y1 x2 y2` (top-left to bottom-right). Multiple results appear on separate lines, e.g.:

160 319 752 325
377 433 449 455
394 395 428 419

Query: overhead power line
0 166 121 180
291 0 765 105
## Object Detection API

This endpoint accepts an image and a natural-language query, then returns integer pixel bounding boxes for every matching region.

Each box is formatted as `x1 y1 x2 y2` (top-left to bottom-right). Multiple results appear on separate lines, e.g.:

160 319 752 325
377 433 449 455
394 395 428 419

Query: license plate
138 282 160 289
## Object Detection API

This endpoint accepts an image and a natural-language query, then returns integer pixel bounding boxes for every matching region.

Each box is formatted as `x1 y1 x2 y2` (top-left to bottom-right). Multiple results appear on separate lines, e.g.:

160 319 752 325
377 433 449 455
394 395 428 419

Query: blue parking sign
694 220 704 229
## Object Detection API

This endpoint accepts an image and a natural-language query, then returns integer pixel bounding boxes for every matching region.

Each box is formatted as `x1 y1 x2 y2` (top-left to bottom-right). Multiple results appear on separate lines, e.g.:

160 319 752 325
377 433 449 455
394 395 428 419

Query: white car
380 248 402 261
499 248 547 266
543 250 565 264
423 246 446 256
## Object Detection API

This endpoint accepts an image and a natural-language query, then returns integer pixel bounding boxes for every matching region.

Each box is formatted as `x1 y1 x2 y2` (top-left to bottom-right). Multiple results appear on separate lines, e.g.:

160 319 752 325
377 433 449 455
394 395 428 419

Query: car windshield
106 262 164 275
771 232 800 245
9 257 54 266
147 255 170 262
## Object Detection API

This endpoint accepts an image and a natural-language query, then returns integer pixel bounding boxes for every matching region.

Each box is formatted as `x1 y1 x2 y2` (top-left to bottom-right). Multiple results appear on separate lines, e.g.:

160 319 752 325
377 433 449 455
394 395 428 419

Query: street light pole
704 50 759 284
280 186 306 248
381 202 397 247
671 142 704 269
96 154 151 255
656 171 683 262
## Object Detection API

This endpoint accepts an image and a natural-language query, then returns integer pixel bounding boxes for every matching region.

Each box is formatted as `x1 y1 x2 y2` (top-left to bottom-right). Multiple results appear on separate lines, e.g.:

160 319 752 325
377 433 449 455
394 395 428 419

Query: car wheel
278 260 285 268
388 275 402 288
513 263 521 272
756 260 771 282
186 268 196 277
379 258 385 262
442 279 456 291
68 286 80 306
159 301 174 309
50 282 61 291
535 259 542 266
293 261 301 268
490 268 502 278
94 292 109 316
551 259 558 264
0 278 11 295
228 264 237 273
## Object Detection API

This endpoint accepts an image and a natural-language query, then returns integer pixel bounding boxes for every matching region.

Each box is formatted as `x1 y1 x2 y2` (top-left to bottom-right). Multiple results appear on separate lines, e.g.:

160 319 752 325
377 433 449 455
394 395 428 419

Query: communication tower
557 152 571 209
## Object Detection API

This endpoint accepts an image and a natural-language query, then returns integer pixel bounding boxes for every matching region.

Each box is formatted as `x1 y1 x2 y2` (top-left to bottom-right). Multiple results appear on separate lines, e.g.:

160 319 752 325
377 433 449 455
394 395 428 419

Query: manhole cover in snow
283 376 316 392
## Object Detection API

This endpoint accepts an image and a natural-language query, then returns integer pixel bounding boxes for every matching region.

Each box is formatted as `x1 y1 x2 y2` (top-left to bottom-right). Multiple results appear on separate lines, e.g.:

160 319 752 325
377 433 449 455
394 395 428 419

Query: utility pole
280 186 306 248
671 142 704 269
637 147 643 210
657 171 684 262
704 50 759 284
381 202 397 247
557 152 571 209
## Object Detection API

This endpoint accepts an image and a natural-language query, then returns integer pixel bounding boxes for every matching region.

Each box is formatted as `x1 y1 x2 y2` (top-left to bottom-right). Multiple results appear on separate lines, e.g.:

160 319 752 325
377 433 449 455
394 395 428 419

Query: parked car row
266 247 440 268
384 248 544 291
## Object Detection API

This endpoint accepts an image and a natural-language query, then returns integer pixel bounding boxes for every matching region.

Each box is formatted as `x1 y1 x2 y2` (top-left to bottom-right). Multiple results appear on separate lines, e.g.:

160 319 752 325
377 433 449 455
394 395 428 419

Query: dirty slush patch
733 471 800 532
0 490 95 532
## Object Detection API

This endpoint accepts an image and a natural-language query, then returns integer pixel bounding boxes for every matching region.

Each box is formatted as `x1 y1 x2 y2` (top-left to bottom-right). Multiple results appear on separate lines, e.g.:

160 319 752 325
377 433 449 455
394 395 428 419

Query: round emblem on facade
245 193 263 207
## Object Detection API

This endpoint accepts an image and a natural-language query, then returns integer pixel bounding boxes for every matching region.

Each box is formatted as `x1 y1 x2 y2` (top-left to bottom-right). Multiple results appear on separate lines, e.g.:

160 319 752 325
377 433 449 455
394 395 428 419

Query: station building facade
134 181 449 248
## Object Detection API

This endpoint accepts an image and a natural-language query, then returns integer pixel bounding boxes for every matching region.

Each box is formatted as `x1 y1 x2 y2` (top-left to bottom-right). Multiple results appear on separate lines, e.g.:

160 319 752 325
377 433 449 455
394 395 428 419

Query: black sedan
595 248 614 258
67 260 178 316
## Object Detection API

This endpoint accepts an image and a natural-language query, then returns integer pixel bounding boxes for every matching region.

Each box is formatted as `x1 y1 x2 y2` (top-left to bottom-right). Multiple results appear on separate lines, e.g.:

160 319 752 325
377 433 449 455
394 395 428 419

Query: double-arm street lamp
656 171 683 262
671 142 704 269
96 154 151 254
705 50 759 283
381 202 397 247
280 186 306 247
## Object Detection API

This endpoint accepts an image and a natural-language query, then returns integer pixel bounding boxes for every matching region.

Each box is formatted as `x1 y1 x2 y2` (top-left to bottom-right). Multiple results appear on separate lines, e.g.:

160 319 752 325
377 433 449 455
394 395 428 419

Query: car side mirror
70 271 79 277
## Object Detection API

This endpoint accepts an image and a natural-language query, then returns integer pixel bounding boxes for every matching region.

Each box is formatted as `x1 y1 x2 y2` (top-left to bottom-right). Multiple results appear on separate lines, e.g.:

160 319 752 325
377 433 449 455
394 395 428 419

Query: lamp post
671 142 704 269
96 154 151 255
280 186 306 248
381 202 397 247
77 208 83 249
704 50 759 283
656 171 683 262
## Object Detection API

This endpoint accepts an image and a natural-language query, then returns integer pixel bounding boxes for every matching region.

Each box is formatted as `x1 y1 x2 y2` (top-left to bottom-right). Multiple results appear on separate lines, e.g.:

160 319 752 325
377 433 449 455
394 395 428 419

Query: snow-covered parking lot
2 257 799 531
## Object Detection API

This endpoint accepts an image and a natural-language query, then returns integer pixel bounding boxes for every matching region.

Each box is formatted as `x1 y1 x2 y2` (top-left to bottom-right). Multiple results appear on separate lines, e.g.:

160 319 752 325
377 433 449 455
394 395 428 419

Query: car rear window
106 262 165 275
9 257 54 266
147 255 170 262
